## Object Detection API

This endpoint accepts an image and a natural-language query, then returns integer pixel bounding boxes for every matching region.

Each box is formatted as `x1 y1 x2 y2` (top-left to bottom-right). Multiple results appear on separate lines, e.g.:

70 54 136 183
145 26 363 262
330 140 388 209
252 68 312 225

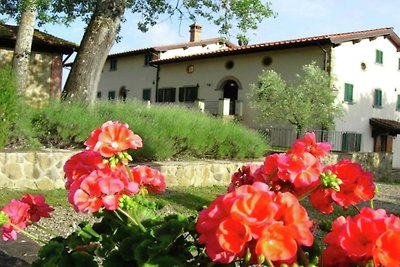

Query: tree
2 0 275 105
61 0 276 104
249 62 343 134
11 0 37 96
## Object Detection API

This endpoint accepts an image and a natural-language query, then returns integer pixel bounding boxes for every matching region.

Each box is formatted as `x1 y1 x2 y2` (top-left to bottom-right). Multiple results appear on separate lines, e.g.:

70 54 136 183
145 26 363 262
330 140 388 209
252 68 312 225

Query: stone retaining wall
0 150 393 190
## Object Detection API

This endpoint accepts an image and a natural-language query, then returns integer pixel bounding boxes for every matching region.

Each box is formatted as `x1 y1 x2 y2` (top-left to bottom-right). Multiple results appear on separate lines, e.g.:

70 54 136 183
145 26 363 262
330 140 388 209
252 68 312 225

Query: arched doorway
222 80 239 115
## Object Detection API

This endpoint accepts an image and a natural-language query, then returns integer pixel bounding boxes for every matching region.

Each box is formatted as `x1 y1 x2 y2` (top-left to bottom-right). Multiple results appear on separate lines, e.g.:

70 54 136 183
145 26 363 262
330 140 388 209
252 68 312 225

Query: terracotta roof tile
152 27 400 64
108 38 236 59
0 23 78 54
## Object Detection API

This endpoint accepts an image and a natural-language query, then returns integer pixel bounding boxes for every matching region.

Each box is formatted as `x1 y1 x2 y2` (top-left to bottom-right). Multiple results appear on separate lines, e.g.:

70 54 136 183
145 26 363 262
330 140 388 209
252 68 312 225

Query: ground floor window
143 88 151 101
157 88 176 102
108 91 116 100
179 86 198 102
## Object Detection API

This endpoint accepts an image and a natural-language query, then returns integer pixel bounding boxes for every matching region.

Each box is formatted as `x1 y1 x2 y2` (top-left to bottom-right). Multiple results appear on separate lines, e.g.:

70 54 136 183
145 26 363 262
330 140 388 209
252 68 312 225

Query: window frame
375 49 383 64
373 89 382 108
142 88 151 101
108 90 116 100
178 86 198 102
157 87 176 103
344 83 354 103
110 58 118 71
396 95 400 111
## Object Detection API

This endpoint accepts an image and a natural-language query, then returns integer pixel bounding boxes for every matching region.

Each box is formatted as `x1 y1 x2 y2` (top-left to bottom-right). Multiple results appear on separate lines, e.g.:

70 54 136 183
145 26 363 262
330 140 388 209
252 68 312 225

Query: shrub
0 66 19 149
8 100 268 160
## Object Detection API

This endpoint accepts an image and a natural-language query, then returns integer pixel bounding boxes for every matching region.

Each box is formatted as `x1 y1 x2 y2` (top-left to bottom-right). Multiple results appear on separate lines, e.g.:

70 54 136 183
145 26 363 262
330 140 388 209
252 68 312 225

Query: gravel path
0 182 399 266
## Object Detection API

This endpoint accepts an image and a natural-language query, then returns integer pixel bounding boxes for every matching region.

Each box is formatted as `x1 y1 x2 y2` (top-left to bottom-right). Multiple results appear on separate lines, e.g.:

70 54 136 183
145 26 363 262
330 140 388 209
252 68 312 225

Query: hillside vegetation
3 99 268 161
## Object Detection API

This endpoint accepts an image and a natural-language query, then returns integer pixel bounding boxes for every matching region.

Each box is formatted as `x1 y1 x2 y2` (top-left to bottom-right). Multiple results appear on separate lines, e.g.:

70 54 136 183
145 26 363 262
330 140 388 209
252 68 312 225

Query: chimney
189 23 202 42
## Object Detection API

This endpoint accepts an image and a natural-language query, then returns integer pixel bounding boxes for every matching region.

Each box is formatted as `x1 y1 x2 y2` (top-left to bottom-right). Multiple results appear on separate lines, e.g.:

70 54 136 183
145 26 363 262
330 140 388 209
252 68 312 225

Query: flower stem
298 247 309 266
116 208 146 233
125 165 134 181
10 223 47 245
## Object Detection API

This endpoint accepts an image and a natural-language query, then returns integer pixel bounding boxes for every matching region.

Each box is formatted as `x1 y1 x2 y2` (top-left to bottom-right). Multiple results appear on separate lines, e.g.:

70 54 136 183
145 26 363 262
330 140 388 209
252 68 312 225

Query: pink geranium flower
84 121 143 158
1 200 30 241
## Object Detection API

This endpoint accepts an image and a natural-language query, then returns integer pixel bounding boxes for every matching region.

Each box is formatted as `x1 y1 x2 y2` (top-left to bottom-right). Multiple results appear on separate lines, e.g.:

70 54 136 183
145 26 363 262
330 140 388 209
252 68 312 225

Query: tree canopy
249 62 343 133
1 0 276 105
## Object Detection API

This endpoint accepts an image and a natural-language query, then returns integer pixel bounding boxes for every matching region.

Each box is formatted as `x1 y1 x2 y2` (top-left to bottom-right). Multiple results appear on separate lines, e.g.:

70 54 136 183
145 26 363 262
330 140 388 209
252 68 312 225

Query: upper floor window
398 58 400 70
157 88 176 102
179 86 198 102
143 88 151 101
344 83 353 103
375 49 383 64
110 58 117 71
108 90 116 100
144 52 152 66
396 95 400 111
373 89 382 108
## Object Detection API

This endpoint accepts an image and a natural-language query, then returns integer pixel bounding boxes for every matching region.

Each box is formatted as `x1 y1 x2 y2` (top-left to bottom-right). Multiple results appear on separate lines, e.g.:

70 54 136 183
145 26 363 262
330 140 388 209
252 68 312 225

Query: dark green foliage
33 197 213 267
5 100 268 160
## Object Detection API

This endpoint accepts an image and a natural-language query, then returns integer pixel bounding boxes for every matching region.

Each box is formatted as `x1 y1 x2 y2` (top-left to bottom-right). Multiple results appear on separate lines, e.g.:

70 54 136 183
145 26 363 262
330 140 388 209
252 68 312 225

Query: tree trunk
13 0 37 96
62 0 126 105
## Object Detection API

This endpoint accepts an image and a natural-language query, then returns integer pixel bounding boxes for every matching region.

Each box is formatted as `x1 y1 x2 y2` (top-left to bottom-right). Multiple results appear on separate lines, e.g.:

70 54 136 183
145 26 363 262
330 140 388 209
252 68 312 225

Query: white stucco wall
157 46 327 128
331 36 400 167
98 54 157 101
159 42 229 59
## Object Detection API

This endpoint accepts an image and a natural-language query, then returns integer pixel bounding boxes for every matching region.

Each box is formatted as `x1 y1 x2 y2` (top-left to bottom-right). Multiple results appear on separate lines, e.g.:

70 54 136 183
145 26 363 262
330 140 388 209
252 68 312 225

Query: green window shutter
344 83 353 102
179 87 184 102
142 89 151 101
374 89 382 107
397 95 400 110
108 91 116 100
376 50 383 64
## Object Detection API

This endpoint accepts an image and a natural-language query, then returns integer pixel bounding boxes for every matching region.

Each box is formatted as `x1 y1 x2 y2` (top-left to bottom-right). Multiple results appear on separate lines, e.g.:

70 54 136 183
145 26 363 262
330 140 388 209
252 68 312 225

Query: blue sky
23 0 400 54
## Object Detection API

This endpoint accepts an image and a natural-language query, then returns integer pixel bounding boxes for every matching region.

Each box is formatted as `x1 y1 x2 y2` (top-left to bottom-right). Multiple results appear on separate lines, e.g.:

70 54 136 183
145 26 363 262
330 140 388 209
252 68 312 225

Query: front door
223 80 238 115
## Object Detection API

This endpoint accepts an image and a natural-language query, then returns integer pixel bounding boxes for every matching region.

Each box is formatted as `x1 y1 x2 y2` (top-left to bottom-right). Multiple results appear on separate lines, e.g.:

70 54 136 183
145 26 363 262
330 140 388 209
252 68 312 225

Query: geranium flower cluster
0 194 54 240
64 121 165 213
227 132 375 213
323 207 400 266
196 182 314 265
198 132 399 266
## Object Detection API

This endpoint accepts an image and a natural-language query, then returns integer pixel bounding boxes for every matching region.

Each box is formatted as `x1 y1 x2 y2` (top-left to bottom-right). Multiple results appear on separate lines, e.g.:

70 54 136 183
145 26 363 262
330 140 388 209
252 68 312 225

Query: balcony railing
263 128 362 152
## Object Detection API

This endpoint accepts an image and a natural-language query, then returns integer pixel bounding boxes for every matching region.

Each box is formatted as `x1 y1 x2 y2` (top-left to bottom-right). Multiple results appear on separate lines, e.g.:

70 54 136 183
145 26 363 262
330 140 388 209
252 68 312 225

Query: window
144 52 152 66
341 133 362 152
179 86 198 102
108 91 116 100
143 88 151 101
375 49 383 64
110 58 117 71
157 88 176 102
344 83 353 103
97 92 102 99
396 95 400 111
374 89 382 108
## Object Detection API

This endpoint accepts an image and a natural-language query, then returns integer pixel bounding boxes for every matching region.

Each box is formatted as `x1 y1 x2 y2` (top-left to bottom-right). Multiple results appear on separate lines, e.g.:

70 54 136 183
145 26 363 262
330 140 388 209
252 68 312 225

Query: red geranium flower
289 132 331 159
64 150 104 190
373 230 400 267
20 194 54 223
84 121 143 158
131 165 166 193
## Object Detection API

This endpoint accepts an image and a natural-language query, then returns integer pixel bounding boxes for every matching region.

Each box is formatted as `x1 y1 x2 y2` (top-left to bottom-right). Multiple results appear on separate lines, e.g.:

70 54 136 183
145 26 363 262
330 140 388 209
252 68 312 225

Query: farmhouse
0 23 78 107
98 24 400 168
